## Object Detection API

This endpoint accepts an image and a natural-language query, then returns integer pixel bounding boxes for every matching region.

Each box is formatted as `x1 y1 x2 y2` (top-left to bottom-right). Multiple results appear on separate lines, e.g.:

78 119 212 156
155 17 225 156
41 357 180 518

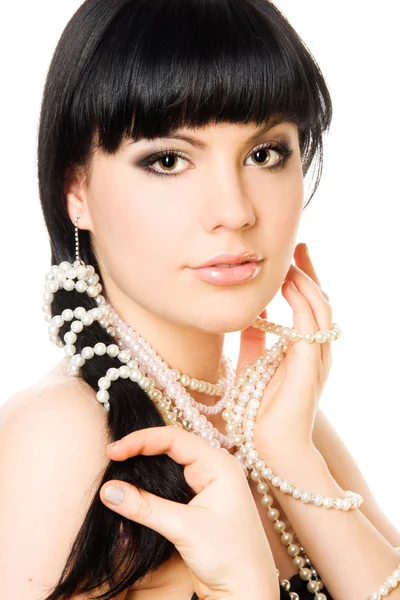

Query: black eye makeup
134 140 294 179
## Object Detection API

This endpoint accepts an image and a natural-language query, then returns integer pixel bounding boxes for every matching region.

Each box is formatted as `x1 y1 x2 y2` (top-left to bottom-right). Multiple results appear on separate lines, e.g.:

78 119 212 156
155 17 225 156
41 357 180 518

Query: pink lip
190 261 263 286
193 251 262 269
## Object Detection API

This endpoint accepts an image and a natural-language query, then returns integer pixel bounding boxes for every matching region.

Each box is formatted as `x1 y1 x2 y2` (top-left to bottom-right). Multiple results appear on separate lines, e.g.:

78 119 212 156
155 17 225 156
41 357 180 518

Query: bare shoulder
0 357 117 598
0 356 104 431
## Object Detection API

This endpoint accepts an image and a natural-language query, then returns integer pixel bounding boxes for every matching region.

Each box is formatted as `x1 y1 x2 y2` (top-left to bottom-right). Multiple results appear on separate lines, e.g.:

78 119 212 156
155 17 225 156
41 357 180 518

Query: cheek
87 167 181 295
261 171 304 242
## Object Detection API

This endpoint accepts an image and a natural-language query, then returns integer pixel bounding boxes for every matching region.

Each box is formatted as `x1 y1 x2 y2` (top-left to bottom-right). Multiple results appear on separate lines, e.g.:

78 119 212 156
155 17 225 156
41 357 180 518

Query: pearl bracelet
368 547 400 599
255 467 363 511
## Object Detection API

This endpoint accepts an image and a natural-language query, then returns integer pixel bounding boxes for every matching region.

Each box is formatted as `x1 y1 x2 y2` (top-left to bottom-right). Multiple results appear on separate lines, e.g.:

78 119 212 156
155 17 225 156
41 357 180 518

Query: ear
64 164 93 231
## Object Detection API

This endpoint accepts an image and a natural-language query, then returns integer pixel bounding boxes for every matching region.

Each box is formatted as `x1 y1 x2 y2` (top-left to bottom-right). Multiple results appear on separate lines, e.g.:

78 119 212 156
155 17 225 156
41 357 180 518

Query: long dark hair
38 0 332 597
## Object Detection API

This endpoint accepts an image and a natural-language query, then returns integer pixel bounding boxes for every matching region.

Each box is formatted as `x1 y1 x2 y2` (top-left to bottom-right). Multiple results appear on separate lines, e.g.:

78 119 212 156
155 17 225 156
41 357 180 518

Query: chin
191 305 264 334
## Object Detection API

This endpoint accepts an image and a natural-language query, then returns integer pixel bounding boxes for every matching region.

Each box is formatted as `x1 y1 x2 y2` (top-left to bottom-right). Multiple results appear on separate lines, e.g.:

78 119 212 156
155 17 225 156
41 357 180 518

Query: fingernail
303 244 309 257
105 485 125 505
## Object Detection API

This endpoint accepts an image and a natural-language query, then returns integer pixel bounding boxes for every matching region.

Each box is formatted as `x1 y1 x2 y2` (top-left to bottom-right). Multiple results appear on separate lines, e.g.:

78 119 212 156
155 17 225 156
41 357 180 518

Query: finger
100 478 196 544
106 425 237 494
294 243 329 301
286 263 332 333
281 279 320 388
236 308 267 374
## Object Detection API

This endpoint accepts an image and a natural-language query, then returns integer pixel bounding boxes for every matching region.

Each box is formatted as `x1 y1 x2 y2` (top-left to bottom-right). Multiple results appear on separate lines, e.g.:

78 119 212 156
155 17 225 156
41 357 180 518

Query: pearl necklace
43 259 363 600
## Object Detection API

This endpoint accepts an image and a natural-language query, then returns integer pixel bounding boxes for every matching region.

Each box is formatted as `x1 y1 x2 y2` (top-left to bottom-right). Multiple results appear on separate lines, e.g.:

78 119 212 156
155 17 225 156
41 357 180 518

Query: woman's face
66 120 304 334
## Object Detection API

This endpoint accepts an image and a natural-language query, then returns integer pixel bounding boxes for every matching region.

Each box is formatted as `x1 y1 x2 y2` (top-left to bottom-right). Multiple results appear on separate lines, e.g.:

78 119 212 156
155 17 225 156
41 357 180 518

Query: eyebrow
138 118 293 149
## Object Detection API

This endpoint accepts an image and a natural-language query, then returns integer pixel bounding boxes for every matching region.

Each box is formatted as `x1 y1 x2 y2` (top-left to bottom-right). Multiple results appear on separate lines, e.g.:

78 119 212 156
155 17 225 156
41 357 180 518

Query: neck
104 292 226 408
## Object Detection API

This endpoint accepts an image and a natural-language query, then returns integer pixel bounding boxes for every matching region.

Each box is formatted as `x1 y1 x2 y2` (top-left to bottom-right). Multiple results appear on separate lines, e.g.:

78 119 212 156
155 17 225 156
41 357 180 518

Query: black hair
38 0 332 597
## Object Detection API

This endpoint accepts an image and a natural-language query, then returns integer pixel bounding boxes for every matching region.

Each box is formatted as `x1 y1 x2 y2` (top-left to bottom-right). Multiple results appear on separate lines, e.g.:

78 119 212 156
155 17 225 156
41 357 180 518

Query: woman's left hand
236 242 334 460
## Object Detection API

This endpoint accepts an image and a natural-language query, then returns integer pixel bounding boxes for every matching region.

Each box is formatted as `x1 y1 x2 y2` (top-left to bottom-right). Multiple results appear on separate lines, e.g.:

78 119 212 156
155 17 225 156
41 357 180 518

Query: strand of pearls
104 302 236 416
42 259 369 599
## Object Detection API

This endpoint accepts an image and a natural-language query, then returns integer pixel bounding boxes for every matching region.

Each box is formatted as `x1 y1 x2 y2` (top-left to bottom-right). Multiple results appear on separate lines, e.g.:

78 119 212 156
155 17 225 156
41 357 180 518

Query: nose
200 165 257 233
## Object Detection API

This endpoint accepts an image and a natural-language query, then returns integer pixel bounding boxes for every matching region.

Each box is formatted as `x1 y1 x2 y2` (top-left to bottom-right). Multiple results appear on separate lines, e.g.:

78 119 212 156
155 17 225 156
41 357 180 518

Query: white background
0 2 399 529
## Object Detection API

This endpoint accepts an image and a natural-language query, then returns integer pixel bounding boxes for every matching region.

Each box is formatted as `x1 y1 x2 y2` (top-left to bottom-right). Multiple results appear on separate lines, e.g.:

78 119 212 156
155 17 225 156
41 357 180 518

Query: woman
1 0 400 599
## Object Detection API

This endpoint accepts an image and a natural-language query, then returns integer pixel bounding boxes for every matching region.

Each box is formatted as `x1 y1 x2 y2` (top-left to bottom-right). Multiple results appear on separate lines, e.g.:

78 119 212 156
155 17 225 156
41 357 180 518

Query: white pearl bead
292 488 302 499
98 377 111 390
262 468 272 479
323 497 333 508
315 331 328 343
75 280 88 293
52 316 64 328
72 354 85 367
247 449 259 461
393 570 400 581
63 279 75 291
96 389 109 403
107 344 120 357
74 307 86 319
280 480 291 493
48 325 59 337
107 368 120 381
119 366 131 379
342 498 352 511
301 492 311 503
71 320 84 333
62 309 74 321
304 332 315 343
313 495 323 506
64 331 77 345
46 281 59 293
94 343 106 356
64 344 76 356
87 285 98 297
387 576 398 589
334 498 343 510
378 585 388 596
81 313 94 326
130 368 143 382
118 350 131 363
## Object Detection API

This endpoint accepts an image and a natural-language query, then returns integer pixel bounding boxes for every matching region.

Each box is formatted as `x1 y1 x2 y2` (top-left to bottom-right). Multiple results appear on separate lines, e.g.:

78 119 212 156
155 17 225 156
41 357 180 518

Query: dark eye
139 141 293 178
245 146 282 168
142 151 189 176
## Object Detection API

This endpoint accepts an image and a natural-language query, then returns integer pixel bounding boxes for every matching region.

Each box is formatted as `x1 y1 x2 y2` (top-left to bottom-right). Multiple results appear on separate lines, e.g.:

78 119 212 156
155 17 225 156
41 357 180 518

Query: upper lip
193 251 262 269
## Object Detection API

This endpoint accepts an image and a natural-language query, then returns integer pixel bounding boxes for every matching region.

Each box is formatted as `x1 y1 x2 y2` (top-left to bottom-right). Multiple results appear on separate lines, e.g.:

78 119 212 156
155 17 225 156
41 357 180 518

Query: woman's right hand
99 425 280 600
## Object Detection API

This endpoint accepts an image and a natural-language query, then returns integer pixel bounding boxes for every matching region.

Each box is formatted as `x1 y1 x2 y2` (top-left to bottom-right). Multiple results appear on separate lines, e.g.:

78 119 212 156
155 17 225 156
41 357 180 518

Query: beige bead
180 374 190 387
307 580 319 593
281 532 294 545
299 567 312 581
261 494 273 508
257 481 268 494
293 556 305 568
288 544 300 557
267 508 280 521
274 520 286 533
280 579 290 591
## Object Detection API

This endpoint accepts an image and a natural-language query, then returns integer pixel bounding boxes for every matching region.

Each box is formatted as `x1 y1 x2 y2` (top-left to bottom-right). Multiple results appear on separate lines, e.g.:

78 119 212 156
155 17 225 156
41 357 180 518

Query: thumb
236 308 267 375
100 480 189 544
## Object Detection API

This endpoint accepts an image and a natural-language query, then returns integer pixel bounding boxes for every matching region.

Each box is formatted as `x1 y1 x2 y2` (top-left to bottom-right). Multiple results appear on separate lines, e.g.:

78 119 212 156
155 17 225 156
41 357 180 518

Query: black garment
190 571 334 599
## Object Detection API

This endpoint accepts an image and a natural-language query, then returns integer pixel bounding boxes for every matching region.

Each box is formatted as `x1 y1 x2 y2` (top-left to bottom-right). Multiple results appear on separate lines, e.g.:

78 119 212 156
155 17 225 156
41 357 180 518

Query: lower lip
190 261 262 285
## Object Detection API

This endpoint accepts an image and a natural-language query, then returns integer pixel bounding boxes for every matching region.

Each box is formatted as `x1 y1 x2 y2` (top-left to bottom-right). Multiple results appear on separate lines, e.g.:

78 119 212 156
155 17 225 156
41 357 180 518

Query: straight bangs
64 0 332 202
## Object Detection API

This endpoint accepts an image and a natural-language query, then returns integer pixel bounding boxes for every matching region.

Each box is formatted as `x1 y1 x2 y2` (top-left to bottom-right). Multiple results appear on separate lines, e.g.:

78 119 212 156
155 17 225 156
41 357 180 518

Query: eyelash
138 141 294 178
